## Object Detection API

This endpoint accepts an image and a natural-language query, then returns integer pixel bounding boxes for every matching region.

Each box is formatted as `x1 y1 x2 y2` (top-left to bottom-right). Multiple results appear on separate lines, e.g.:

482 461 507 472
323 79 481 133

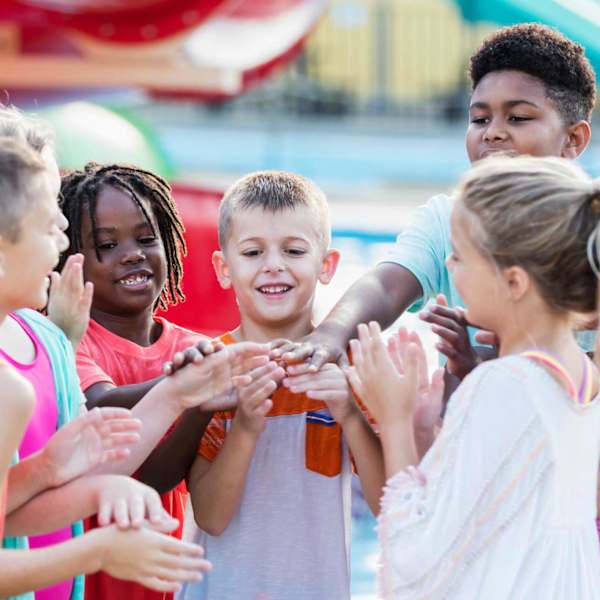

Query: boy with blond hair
181 171 384 600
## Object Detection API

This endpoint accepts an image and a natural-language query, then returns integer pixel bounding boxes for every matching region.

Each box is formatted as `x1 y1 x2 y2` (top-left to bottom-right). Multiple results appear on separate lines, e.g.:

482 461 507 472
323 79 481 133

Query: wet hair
457 155 600 314
218 170 330 251
59 162 186 310
0 104 54 156
469 23 597 123
0 137 46 242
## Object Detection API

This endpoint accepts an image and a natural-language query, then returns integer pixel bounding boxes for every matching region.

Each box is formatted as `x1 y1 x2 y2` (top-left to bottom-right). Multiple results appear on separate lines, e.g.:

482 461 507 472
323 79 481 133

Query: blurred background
1 1 598 597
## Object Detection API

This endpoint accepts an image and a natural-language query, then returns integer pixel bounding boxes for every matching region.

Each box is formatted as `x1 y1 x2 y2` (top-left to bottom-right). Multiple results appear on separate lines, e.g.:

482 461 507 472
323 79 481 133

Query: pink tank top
0 313 73 600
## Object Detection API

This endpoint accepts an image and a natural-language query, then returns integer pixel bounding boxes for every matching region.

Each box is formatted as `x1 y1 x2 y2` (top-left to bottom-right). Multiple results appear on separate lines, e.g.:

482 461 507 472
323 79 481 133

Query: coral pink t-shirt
77 317 206 600
1 313 73 600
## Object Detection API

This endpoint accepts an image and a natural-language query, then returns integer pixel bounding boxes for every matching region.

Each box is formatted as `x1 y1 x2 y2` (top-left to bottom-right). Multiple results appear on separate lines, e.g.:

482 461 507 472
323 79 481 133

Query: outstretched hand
164 341 271 412
271 333 349 376
42 407 142 487
47 254 94 350
346 322 420 427
387 329 444 457
419 294 480 380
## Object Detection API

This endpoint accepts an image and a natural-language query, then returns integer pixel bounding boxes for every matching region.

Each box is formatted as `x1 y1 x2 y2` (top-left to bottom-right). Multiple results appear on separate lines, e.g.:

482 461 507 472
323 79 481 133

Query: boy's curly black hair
469 23 597 124
59 162 186 311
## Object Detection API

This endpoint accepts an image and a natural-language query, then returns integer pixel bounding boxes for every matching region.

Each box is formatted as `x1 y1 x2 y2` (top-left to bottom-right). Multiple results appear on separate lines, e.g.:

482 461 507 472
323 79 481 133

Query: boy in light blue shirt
282 23 597 374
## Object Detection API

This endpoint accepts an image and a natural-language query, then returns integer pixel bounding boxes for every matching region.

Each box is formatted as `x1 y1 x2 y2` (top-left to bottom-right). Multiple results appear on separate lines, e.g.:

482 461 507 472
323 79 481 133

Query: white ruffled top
377 355 600 600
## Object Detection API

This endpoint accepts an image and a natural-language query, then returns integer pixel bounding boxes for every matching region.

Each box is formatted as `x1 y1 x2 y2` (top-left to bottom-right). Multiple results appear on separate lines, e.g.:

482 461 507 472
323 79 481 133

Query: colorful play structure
0 0 598 334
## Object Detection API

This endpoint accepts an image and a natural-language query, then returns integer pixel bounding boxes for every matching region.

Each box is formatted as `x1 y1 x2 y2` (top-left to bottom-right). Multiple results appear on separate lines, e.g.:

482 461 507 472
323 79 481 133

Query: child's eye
139 236 158 245
241 249 261 257
470 117 488 125
509 115 533 122
96 241 116 250
285 248 306 256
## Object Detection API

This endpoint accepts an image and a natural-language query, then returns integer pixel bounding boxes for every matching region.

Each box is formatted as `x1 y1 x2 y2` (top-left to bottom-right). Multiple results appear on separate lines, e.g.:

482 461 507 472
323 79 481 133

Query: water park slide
0 0 329 101
455 0 600 75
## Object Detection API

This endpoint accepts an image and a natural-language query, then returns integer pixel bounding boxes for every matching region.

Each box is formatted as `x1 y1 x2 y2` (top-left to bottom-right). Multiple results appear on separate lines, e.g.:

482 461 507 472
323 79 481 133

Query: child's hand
164 341 271 411
234 362 284 435
347 322 420 427
41 407 141 487
94 474 173 529
272 335 349 374
95 522 210 593
419 294 480 380
282 364 356 426
162 339 225 376
47 254 94 350
389 329 444 456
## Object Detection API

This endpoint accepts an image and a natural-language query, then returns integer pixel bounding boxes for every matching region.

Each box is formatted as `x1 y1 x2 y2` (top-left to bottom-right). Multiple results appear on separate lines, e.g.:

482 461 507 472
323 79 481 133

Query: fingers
146 491 170 526
429 368 445 421
344 365 364 399
474 330 499 346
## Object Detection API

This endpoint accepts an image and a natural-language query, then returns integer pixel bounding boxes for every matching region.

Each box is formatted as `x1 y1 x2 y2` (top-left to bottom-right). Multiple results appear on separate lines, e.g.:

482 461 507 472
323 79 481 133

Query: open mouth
257 285 292 296
117 273 152 287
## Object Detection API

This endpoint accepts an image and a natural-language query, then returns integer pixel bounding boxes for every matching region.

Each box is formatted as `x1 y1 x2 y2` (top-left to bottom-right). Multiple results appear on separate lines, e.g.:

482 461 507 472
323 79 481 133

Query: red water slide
0 0 329 99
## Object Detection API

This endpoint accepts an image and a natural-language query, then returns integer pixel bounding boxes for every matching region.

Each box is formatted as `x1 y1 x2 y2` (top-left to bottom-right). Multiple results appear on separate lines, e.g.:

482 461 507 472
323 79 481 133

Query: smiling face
0 164 69 311
213 205 338 338
80 185 167 318
466 70 573 163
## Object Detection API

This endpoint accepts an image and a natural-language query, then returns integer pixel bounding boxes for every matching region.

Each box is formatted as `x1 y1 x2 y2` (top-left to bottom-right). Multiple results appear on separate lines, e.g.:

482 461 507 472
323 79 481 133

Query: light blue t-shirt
379 193 596 353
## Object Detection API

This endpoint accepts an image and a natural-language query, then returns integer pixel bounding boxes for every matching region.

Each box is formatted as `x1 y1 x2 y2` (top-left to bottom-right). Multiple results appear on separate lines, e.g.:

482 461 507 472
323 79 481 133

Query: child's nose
483 119 508 142
121 246 146 264
262 250 284 272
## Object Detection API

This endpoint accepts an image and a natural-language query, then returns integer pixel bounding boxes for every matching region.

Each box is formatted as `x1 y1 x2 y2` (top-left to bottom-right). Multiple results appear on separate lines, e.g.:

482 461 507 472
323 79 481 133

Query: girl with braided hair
59 161 267 600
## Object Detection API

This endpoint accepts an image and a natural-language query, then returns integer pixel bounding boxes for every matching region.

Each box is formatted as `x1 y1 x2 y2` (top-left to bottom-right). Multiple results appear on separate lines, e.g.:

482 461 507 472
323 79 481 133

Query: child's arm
5 473 171 536
0 366 35 486
91 342 269 480
282 364 385 515
187 361 284 536
6 407 141 513
0 522 210 596
279 264 422 372
349 322 420 479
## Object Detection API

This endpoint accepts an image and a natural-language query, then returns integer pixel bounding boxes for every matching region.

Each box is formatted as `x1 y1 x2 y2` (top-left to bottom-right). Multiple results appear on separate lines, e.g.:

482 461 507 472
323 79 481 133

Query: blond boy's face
214 205 337 332
0 169 68 311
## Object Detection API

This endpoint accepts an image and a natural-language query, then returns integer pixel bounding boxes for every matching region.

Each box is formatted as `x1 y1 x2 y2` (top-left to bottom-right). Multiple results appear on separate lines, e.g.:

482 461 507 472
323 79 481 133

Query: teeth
119 274 149 286
259 285 290 294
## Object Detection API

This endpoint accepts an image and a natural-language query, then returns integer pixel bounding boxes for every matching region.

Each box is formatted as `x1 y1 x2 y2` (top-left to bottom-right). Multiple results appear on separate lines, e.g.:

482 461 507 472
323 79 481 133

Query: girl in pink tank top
0 313 73 600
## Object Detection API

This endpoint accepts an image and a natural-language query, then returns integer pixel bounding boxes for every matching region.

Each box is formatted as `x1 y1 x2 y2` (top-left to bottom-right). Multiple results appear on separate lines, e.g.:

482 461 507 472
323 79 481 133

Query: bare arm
187 362 282 535
5 474 168 537
283 263 422 371
135 409 212 494
0 368 35 487
85 379 162 411
187 427 258 536
282 364 385 514
340 410 385 514
0 523 209 597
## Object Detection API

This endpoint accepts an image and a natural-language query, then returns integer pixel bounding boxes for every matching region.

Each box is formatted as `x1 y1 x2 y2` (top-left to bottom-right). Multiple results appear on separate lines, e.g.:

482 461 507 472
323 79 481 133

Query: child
281 23 597 369
59 162 269 600
0 137 212 597
180 171 385 600
350 155 600 599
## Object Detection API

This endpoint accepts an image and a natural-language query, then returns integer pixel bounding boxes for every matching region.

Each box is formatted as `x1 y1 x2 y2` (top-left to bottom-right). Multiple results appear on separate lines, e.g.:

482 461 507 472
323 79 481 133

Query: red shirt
77 317 206 600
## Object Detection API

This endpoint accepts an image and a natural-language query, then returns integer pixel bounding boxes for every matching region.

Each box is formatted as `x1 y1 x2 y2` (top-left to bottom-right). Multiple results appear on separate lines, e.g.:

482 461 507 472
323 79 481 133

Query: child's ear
562 120 591 159
212 250 232 290
318 249 341 285
502 265 530 302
